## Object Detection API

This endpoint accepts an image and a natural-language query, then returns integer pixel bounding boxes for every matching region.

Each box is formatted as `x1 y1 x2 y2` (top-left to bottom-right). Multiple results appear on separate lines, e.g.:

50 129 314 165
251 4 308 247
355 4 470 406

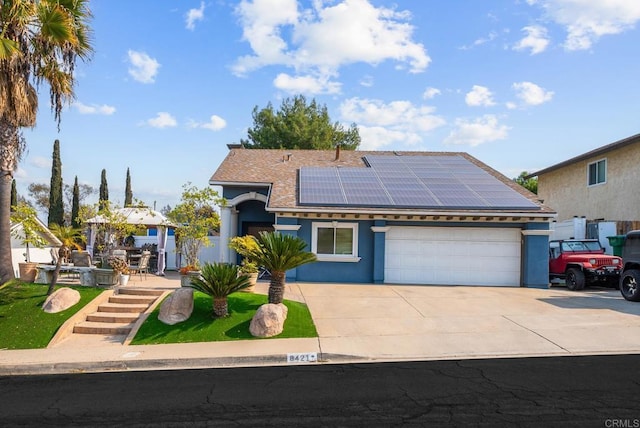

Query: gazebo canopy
85 207 176 228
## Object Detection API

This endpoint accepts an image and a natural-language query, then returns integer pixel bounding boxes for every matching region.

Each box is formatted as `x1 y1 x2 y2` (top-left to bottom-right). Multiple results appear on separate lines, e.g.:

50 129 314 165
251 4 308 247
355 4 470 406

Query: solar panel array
298 155 540 210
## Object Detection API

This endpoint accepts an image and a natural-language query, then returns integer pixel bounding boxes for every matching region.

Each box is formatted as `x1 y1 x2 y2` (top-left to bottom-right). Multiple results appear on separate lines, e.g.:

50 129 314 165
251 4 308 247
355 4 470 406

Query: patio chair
110 249 127 261
71 251 93 267
129 251 151 280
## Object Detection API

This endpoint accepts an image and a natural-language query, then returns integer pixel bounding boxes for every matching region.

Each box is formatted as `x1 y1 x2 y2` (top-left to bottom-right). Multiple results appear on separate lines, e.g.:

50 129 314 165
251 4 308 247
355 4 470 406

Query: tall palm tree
189 262 251 318
0 0 93 285
248 232 317 304
47 224 84 296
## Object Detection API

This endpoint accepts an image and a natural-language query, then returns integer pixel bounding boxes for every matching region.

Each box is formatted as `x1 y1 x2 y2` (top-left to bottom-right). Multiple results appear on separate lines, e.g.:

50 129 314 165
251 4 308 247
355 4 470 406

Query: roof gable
529 133 640 177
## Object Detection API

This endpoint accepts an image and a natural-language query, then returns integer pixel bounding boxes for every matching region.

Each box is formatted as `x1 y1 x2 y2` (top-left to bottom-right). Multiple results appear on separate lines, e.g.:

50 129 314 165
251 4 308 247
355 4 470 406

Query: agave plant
246 232 317 304
188 262 251 317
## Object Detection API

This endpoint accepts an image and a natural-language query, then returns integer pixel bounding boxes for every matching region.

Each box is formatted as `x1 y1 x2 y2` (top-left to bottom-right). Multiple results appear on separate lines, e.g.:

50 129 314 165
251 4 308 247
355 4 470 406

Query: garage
384 226 521 286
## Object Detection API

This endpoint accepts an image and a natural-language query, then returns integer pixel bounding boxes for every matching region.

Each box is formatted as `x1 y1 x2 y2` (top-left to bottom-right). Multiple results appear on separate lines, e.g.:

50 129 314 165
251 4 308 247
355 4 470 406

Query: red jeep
549 239 622 291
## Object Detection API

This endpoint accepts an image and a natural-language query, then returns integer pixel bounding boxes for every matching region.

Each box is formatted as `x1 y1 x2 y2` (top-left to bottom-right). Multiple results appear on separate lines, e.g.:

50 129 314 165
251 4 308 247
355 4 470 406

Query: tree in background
167 184 222 269
10 179 17 210
47 139 64 227
0 0 93 284
124 167 133 207
99 169 108 212
27 181 94 224
241 95 360 150
71 176 80 229
514 172 538 194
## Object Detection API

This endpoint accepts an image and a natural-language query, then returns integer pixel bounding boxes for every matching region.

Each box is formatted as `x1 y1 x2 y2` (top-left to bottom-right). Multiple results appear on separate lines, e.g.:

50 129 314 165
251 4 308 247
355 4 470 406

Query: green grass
130 291 318 345
0 281 104 350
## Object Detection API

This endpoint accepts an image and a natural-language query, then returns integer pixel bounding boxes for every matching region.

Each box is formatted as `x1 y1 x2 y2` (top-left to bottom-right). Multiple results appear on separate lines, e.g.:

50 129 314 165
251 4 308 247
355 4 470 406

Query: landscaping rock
42 287 81 313
158 287 194 325
250 303 288 338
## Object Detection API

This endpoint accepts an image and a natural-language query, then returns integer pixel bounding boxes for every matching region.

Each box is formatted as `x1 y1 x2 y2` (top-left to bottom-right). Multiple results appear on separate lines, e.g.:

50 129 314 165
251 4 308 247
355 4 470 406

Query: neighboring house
210 148 555 287
528 133 640 234
10 218 62 276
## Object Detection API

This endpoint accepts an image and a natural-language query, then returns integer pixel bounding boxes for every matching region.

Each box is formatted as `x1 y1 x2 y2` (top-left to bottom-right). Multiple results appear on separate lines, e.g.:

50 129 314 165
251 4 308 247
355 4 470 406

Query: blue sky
17 0 640 213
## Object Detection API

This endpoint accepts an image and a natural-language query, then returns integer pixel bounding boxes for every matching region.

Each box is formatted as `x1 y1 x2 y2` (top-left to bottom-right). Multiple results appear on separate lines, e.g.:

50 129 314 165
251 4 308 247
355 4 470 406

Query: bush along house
210 147 556 287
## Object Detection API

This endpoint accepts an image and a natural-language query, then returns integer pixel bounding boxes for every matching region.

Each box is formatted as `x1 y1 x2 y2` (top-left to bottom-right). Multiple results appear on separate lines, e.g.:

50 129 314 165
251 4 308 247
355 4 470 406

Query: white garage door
385 227 521 286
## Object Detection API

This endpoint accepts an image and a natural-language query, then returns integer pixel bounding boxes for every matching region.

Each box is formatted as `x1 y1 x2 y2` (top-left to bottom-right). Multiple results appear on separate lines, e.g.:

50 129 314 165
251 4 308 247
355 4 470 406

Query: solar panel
298 155 540 210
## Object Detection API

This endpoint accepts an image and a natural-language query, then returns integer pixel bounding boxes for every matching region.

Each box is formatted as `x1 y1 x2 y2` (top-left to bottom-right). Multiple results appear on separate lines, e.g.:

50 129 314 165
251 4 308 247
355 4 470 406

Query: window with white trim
588 159 606 186
311 222 360 262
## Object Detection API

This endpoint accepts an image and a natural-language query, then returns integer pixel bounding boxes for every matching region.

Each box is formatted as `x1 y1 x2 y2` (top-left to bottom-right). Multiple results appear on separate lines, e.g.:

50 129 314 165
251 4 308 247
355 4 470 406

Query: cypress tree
99 169 108 211
48 139 64 227
124 167 133 207
10 179 17 211
71 176 80 228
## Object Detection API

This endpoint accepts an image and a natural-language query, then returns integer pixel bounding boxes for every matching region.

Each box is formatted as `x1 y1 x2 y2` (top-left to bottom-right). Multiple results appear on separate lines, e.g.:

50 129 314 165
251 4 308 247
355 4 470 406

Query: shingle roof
210 148 554 214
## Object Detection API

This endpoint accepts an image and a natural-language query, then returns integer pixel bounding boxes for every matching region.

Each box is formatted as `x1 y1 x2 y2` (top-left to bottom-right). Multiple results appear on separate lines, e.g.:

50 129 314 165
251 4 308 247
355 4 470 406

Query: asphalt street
1 354 639 427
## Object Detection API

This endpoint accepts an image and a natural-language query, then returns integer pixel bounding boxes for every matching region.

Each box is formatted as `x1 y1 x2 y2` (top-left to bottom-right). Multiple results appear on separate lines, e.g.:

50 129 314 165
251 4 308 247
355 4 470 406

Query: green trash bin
607 235 626 257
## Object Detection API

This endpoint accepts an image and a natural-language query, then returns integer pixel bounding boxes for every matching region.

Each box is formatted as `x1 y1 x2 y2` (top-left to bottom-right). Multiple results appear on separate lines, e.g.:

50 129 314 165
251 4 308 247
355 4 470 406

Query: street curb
0 353 365 376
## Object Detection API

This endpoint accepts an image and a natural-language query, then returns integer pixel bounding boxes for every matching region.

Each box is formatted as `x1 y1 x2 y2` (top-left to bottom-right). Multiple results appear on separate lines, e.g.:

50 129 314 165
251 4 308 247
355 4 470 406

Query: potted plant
229 235 260 292
107 256 130 286
179 264 201 287
10 202 49 282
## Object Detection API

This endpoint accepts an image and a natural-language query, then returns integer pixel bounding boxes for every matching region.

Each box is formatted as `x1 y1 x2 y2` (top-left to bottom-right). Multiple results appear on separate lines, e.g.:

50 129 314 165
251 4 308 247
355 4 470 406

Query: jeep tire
566 268 585 291
619 269 640 302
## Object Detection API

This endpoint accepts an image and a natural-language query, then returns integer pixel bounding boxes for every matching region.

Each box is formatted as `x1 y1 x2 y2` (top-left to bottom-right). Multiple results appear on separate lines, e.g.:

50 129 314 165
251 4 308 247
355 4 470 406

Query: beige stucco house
528 133 640 233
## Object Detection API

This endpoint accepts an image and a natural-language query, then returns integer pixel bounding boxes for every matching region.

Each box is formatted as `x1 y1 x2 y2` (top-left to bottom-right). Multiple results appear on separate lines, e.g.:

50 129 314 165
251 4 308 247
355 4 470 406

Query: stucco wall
538 142 640 222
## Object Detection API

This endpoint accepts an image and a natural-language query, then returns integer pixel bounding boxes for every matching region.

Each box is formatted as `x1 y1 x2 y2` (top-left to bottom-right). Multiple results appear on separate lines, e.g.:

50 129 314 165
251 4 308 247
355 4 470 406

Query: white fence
133 236 221 270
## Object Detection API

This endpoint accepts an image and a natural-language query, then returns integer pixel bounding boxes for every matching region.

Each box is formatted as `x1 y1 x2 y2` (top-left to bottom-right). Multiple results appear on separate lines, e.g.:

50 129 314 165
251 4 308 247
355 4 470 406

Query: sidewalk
2 274 640 375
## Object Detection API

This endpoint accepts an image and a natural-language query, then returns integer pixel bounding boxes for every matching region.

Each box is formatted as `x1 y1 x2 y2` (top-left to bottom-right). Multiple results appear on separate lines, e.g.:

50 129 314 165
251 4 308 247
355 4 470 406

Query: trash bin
607 235 626 257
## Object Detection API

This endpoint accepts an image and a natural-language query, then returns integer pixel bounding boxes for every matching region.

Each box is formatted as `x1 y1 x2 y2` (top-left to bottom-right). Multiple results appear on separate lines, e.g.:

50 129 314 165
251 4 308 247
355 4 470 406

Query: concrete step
98 302 149 313
73 321 134 335
117 288 165 297
86 312 140 323
109 294 157 305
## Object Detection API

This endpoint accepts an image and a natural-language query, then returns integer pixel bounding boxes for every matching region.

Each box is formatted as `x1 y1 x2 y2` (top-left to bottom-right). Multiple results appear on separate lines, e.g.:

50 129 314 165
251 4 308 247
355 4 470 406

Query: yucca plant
188 262 251 317
247 232 317 304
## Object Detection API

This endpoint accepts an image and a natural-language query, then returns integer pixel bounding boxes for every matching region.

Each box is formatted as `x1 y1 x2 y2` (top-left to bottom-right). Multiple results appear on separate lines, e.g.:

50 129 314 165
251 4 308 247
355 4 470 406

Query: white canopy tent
85 207 176 275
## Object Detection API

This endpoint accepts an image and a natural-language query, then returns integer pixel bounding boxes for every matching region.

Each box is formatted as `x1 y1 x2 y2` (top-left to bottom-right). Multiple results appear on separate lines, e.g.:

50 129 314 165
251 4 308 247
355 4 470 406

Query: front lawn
130 291 317 345
0 281 104 350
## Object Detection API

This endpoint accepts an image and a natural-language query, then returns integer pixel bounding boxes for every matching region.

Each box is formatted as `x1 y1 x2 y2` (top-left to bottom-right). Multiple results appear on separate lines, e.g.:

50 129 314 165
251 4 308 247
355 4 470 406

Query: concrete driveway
291 283 640 361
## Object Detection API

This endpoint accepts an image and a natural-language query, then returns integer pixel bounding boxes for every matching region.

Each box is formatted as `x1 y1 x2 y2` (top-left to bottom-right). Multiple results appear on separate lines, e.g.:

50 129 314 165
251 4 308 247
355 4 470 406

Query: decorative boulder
250 303 289 338
42 287 81 313
158 287 194 325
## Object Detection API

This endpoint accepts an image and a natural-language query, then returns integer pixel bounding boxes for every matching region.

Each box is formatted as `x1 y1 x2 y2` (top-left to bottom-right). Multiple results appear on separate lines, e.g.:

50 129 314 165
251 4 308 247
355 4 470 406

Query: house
527 133 640 235
10 218 62 276
210 148 555 287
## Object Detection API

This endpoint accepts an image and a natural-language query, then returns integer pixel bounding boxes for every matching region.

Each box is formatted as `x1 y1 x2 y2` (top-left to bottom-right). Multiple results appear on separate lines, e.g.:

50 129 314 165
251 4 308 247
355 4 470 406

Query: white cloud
14 166 27 179
233 0 429 85
513 25 550 54
340 97 445 150
185 2 205 30
146 112 177 128
512 81 554 106
465 85 496 107
273 73 341 94
74 102 116 115
459 31 498 50
443 115 509 147
359 75 374 87
127 50 160 84
30 156 51 169
188 115 227 131
529 0 640 50
422 87 441 99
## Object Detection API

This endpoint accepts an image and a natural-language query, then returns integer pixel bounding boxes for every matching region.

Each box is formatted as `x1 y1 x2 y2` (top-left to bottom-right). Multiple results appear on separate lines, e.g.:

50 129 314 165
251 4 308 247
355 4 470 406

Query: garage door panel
385 226 521 286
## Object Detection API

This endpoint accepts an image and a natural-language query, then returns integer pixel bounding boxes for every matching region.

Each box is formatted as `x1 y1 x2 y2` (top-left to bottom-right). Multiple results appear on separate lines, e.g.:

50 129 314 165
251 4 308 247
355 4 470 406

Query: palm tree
188 263 251 318
0 0 93 285
247 232 317 304
47 224 84 296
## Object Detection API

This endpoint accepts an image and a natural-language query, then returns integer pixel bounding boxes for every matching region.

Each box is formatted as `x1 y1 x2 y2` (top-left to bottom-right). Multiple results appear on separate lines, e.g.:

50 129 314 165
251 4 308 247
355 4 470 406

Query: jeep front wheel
566 268 585 291
619 269 640 302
